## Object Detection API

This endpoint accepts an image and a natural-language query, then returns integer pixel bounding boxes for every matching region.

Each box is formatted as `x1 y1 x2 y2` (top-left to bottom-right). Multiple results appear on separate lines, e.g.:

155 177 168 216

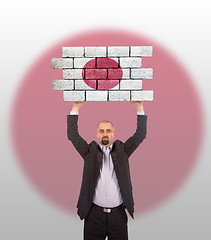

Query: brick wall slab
63 69 83 79
119 57 142 68
86 90 108 101
85 47 107 57
74 58 94 68
131 91 153 101
51 58 73 68
63 91 85 101
52 80 74 90
108 47 129 57
130 46 153 57
75 80 96 90
98 80 120 90
62 47 84 57
109 91 130 101
131 68 153 79
52 46 154 101
120 80 142 90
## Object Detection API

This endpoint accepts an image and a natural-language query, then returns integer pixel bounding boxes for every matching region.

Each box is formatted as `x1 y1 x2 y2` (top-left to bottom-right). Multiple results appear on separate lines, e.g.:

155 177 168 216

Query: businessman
67 101 147 240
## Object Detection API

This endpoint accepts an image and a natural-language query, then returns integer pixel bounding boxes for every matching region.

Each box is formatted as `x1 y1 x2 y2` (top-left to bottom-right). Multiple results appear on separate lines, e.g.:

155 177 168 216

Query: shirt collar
99 143 113 151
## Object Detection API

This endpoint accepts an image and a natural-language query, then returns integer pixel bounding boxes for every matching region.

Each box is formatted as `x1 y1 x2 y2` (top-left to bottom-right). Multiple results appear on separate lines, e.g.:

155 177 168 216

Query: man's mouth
102 137 109 145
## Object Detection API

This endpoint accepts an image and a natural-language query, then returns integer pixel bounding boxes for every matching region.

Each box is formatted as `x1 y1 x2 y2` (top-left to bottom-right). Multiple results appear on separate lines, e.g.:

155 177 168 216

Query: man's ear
113 131 116 137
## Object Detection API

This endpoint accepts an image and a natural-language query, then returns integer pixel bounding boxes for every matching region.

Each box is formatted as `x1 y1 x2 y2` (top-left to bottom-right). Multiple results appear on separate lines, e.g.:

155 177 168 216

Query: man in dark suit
67 101 147 240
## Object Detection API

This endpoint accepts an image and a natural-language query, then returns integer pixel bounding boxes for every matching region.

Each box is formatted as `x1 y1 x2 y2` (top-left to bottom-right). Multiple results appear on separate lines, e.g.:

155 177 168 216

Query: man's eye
107 129 111 133
99 130 104 133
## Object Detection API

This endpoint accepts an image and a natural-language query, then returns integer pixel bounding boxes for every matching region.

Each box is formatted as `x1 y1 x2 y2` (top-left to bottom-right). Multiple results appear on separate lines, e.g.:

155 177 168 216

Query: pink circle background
11 29 203 217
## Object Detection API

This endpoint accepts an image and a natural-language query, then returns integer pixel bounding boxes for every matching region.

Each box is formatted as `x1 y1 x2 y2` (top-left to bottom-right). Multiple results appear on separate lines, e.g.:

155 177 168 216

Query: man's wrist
71 106 80 112
136 106 144 112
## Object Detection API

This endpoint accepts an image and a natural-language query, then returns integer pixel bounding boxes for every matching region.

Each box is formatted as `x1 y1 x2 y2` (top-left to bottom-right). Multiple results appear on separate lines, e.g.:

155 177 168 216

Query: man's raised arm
67 101 89 158
124 101 147 157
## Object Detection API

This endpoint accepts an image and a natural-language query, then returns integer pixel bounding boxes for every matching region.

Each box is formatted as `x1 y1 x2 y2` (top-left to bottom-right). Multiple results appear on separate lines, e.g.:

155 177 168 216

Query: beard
102 137 109 145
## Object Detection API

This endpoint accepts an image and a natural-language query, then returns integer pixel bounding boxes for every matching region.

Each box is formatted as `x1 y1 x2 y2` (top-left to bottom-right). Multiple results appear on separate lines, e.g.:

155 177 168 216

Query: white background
0 0 211 239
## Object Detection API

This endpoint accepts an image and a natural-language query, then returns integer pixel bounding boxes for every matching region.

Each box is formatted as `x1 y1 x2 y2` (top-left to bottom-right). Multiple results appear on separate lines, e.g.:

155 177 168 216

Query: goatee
102 139 109 145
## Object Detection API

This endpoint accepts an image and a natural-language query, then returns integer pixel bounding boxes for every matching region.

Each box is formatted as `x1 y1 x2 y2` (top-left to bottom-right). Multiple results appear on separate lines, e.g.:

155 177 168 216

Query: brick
130 46 153 57
75 80 96 90
74 58 95 68
62 47 84 57
98 80 120 90
108 46 129 57
63 69 83 79
51 58 73 68
108 69 123 80
85 47 106 57
52 80 74 90
97 58 119 68
109 91 130 101
85 69 107 80
122 69 130 79
86 91 108 101
131 91 153 101
120 80 142 90
63 91 85 101
131 68 153 79
119 57 142 68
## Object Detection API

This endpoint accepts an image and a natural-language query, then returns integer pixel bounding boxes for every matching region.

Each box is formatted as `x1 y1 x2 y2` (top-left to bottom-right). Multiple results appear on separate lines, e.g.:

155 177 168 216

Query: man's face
96 122 115 147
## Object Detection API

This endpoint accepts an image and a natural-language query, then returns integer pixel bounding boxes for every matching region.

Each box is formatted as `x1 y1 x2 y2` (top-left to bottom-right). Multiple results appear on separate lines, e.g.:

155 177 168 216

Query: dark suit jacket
67 114 147 220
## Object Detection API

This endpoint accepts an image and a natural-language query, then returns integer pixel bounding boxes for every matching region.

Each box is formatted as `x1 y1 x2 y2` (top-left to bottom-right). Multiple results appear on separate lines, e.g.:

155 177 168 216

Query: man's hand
71 101 87 112
129 100 144 112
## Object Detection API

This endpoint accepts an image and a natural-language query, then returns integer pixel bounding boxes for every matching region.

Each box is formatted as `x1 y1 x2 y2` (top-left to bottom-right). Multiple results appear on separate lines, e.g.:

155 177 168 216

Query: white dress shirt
93 144 123 208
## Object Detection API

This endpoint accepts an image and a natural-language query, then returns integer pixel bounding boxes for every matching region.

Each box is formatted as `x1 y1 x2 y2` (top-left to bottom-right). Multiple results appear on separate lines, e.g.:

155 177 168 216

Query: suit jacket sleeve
124 115 147 157
67 115 89 159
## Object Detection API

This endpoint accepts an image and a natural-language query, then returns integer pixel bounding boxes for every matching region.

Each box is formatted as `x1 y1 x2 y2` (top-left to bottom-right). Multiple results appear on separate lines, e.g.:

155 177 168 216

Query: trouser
84 203 128 240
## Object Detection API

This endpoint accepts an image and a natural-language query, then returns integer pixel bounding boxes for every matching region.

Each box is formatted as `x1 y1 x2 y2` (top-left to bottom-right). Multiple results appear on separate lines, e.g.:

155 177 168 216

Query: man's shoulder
113 140 124 150
89 140 101 151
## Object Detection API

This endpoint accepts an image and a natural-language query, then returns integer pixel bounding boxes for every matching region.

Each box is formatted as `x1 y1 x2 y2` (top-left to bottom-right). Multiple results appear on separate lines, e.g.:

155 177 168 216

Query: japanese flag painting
52 46 153 101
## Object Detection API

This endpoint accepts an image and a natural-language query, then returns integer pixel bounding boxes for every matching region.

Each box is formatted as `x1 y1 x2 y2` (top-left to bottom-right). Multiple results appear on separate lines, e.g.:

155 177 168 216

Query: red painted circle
82 58 123 90
11 29 203 216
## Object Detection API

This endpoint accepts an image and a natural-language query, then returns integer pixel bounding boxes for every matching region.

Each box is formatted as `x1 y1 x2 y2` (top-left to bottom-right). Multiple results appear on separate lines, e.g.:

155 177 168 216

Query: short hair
97 120 114 131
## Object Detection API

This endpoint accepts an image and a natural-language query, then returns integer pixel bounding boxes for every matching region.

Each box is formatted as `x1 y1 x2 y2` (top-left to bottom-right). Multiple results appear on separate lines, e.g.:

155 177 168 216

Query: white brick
86 91 108 101
52 80 74 90
62 47 84 57
75 80 94 90
120 57 142 68
130 46 153 57
131 68 153 79
74 58 94 68
63 91 85 101
131 91 153 101
51 58 73 68
108 47 129 57
122 69 130 79
109 91 130 101
85 47 106 57
63 69 83 79
120 80 142 90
